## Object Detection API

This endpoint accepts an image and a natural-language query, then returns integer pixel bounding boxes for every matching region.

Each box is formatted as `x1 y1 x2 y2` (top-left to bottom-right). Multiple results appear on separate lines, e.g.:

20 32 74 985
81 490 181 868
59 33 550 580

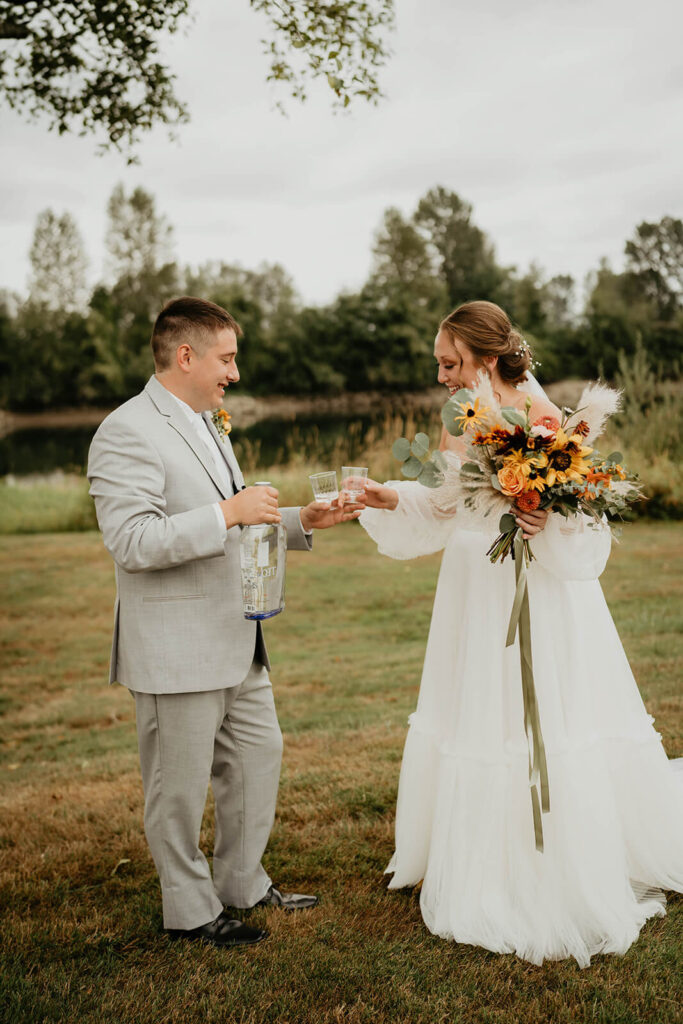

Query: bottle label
257 541 270 568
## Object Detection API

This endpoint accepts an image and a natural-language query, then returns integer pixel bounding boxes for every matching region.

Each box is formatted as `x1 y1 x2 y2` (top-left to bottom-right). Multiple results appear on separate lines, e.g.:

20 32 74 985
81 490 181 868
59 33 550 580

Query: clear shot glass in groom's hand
309 471 339 506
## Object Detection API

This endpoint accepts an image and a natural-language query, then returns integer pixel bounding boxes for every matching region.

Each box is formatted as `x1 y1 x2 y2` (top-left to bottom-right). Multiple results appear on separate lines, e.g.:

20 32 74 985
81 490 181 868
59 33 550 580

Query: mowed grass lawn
1 522 682 1024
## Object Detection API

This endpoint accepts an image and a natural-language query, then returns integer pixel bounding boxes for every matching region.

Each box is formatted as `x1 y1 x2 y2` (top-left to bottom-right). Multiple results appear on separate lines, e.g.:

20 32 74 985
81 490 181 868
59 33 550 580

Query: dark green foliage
1 302 93 410
0 0 190 155
0 188 681 411
414 186 510 308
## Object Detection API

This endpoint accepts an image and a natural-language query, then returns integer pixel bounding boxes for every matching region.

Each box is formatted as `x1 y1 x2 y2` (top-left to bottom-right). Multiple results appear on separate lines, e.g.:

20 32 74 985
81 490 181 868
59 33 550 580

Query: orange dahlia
516 490 542 512
533 415 560 433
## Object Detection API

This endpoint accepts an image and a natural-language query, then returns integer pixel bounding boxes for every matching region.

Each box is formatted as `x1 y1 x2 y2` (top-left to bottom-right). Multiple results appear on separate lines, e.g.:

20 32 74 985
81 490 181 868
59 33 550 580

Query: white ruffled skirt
360 483 683 967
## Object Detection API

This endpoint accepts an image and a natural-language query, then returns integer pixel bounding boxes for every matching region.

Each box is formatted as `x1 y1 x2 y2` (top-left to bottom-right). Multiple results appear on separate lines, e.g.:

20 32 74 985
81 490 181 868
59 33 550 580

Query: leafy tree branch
0 0 395 158
250 0 394 109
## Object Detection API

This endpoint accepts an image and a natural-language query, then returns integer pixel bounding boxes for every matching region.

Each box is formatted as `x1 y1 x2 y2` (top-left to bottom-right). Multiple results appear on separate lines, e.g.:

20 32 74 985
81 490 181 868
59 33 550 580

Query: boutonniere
211 407 232 438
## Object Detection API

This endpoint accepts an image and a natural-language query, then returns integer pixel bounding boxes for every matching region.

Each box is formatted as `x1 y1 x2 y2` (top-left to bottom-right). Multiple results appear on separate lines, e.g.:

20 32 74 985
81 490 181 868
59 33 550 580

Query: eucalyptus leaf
392 437 411 461
501 408 526 428
454 388 474 404
606 451 623 464
491 473 503 491
499 512 517 533
441 401 464 437
402 456 423 479
418 462 444 488
461 461 482 475
411 432 430 458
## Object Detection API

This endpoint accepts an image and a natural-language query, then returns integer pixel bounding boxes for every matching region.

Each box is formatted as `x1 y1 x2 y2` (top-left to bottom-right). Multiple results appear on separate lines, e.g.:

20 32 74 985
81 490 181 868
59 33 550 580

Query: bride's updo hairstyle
440 300 531 386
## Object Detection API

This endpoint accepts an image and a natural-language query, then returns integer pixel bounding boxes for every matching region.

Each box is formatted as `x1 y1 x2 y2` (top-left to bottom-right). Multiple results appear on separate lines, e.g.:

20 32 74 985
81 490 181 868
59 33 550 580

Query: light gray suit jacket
87 375 312 694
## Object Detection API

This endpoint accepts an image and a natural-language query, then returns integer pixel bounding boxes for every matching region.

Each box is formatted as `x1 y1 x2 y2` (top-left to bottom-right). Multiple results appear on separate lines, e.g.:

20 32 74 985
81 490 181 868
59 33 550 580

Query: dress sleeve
358 480 457 560
530 510 612 581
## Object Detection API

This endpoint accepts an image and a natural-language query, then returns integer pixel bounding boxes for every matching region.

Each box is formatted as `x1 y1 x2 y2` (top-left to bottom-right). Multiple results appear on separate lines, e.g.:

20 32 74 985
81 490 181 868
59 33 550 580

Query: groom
88 296 357 949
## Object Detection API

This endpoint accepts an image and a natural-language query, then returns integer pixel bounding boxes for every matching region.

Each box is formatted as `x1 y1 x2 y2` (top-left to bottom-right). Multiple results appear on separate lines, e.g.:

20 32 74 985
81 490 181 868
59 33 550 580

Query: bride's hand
514 505 548 539
361 479 399 511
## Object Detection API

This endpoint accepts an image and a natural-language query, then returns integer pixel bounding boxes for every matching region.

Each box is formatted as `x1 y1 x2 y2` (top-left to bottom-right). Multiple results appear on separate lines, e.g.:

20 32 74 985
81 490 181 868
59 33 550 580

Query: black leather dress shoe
254 884 319 910
167 910 268 948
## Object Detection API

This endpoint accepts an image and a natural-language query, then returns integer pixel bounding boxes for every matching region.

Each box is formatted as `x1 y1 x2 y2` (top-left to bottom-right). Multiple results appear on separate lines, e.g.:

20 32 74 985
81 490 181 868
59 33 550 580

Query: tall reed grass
605 345 683 519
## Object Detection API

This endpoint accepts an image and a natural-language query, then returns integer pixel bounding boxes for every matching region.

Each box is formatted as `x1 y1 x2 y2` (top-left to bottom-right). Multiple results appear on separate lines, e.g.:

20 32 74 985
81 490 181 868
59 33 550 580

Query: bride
357 300 683 967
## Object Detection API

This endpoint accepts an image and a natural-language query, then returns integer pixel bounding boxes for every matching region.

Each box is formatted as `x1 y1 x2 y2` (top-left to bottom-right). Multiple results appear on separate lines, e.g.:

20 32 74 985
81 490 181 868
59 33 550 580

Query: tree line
0 184 681 411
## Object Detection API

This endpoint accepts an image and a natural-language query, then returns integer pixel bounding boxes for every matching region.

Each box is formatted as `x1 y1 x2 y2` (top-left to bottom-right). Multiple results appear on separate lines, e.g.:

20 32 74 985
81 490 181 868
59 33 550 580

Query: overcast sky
2 0 681 306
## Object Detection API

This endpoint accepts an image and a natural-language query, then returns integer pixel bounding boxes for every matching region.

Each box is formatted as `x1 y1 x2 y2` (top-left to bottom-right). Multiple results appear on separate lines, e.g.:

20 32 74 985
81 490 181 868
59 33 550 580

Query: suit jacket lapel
144 376 232 499
204 413 245 491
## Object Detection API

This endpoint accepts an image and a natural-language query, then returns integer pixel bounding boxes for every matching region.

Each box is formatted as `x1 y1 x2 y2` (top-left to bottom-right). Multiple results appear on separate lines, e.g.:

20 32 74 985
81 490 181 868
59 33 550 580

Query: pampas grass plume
565 382 622 443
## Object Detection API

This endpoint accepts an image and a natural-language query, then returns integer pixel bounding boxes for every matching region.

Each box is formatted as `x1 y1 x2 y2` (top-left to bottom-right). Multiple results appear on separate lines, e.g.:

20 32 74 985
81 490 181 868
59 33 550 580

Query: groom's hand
299 500 362 531
220 486 281 529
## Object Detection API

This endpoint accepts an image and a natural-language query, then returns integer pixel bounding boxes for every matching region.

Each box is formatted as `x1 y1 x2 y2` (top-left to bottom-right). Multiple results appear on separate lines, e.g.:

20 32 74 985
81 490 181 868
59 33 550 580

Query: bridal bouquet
392 376 642 852
394 375 641 552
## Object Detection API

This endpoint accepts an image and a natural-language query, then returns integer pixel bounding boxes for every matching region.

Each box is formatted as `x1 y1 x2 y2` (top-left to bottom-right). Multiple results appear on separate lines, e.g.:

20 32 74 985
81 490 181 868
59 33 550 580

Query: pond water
0 411 435 477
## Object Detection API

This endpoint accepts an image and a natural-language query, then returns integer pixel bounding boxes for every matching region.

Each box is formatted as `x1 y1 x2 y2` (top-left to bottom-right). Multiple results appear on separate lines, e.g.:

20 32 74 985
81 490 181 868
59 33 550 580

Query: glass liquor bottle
239 482 287 620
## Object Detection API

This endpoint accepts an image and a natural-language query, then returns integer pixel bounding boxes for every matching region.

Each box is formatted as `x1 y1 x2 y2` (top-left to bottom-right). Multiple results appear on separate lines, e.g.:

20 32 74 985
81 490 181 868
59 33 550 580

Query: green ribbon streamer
505 529 550 852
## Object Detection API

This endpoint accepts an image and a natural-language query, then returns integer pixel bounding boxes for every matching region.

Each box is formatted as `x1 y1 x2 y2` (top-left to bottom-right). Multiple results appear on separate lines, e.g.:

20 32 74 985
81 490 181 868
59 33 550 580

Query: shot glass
341 466 368 501
309 471 339 505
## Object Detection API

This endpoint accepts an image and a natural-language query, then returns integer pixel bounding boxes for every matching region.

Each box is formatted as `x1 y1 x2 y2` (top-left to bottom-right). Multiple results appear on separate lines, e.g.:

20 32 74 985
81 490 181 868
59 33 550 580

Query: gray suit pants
133 660 283 930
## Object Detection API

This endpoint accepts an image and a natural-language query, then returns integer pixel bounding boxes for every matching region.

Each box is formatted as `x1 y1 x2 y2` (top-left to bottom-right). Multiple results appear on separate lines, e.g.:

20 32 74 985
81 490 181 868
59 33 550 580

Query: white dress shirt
164 388 311 538
165 390 231 535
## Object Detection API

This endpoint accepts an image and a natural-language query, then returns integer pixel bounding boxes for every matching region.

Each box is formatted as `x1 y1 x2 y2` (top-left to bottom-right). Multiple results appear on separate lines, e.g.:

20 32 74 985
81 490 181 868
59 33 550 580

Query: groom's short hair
151 296 243 370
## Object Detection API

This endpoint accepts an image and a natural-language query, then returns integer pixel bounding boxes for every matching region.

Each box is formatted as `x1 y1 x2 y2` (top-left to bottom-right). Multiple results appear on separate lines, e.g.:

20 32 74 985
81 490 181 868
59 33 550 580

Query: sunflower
552 428 593 456
501 449 547 491
546 430 592 486
524 465 547 492
451 397 490 434
503 449 548 476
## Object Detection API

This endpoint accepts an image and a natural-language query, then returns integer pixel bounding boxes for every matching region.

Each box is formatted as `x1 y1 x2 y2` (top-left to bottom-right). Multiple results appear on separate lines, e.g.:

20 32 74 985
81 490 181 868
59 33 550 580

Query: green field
1 523 682 1024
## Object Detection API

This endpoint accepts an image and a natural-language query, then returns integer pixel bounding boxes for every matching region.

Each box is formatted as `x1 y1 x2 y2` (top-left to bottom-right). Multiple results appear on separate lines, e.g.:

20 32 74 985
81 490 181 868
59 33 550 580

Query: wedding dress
359 471 683 967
